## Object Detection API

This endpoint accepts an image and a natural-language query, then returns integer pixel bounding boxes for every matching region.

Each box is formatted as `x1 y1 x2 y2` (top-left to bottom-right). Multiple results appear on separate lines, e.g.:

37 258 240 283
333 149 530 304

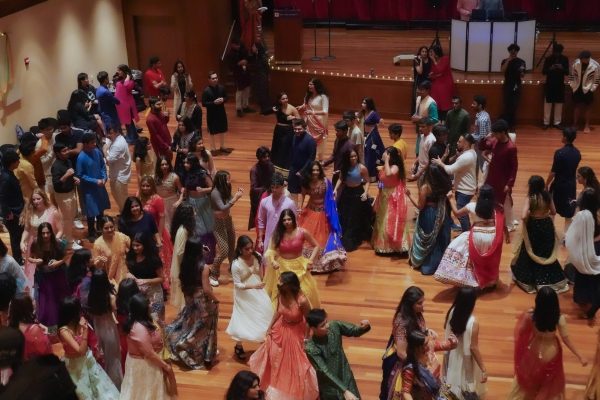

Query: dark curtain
274 0 600 23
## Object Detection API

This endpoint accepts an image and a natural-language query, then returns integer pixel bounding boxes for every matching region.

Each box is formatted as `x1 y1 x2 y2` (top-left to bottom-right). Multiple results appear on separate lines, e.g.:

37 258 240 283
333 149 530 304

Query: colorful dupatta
303 99 327 143
386 180 408 249
322 179 346 258
469 210 504 288
513 312 565 399
410 199 447 268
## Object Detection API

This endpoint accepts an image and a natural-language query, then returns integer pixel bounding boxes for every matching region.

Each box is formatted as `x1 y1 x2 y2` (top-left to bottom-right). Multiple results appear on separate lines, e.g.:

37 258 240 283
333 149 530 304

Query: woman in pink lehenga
248 271 318 400
297 78 329 161
140 176 173 292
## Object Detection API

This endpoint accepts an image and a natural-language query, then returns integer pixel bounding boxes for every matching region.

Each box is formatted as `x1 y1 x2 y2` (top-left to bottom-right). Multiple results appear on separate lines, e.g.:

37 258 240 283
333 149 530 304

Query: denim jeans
456 191 473 232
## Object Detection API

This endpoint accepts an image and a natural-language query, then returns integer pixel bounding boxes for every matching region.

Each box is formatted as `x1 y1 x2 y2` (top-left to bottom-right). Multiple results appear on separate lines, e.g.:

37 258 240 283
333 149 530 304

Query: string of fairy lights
268 56 544 85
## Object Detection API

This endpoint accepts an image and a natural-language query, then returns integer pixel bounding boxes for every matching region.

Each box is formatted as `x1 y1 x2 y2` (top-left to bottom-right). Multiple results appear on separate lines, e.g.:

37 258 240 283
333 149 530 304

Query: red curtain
274 0 600 23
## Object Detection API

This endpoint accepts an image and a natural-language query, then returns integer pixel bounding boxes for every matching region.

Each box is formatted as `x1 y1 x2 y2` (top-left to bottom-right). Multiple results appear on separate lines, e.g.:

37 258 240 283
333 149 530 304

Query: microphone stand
311 0 321 61
324 0 335 60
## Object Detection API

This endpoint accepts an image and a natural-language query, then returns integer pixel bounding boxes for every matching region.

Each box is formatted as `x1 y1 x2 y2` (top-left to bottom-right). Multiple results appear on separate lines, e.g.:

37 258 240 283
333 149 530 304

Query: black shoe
542 124 549 130
260 109 274 115
220 147 233 154
236 110 244 118
234 344 246 360
243 107 256 113
554 124 564 130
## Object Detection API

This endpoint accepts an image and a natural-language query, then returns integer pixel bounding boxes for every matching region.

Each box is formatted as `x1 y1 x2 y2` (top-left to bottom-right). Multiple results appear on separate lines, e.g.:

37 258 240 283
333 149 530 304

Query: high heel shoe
234 344 246 360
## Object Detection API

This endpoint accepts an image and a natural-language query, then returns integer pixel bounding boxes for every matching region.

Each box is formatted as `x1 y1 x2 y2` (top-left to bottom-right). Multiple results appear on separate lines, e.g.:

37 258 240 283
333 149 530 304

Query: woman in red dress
428 45 455 120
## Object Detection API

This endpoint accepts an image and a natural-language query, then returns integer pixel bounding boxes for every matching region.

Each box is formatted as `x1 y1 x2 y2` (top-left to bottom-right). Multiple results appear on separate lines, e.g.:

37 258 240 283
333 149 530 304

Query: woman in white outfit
226 235 273 360
443 287 487 399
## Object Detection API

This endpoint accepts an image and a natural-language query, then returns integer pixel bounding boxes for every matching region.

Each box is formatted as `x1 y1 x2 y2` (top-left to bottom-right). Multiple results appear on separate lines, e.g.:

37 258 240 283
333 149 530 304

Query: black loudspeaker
427 0 441 9
550 0 565 11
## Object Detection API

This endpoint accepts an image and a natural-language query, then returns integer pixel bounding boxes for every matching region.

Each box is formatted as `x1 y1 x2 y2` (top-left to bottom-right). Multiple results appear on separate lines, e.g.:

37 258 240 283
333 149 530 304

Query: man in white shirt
408 117 436 182
104 126 131 211
432 133 478 231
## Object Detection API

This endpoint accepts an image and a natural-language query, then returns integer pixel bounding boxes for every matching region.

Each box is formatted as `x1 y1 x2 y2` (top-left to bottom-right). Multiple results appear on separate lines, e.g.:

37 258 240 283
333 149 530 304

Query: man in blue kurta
305 308 371 400
289 118 316 206
76 132 110 239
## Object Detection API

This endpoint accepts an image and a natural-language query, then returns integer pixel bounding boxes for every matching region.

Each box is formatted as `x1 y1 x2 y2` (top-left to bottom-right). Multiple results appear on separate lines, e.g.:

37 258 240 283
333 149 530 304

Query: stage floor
265 28 600 81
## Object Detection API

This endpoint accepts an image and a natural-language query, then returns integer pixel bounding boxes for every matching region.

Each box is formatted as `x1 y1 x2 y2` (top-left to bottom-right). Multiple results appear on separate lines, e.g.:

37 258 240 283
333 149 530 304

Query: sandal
234 344 246 360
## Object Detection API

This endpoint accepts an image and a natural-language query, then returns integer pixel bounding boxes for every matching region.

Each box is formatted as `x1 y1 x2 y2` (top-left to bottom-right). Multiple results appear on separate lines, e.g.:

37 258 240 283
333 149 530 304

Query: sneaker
74 219 84 229
512 219 520 226
72 241 83 250
209 277 219 287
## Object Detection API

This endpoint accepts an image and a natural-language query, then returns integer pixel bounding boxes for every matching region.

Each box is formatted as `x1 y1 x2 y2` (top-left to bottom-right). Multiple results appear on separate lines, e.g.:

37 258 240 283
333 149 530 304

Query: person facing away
305 308 371 400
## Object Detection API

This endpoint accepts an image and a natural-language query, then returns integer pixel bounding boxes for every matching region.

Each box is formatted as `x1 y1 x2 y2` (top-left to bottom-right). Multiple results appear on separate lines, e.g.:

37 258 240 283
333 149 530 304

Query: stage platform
264 28 600 124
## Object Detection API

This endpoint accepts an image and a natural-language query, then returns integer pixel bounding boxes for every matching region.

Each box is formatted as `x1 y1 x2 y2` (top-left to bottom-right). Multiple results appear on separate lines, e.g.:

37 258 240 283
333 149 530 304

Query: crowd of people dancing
0 42 600 400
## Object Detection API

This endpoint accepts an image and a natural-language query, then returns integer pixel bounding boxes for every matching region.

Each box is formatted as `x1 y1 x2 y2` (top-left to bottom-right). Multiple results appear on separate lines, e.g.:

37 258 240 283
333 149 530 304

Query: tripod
535 31 557 69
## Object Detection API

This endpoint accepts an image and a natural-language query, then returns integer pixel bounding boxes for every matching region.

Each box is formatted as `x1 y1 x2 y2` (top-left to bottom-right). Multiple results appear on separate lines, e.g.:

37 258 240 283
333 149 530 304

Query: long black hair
475 184 495 220
393 286 425 335
123 293 155 334
278 271 301 299
225 370 261 400
304 78 327 103
301 161 325 190
87 269 116 316
31 222 62 259
67 248 92 292
528 175 551 212
272 209 297 249
445 287 477 336
212 170 232 203
234 235 261 264
533 286 560 332
116 278 140 317
405 330 428 381
126 232 161 269
424 164 452 202
384 146 406 181
179 235 205 297
8 293 36 328
188 136 210 163
58 296 81 328
155 155 174 185
170 202 196 244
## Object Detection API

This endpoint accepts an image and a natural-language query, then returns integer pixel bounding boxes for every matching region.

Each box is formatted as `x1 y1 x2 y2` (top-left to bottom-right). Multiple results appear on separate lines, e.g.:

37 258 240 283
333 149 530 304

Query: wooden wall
270 69 600 124
121 0 233 85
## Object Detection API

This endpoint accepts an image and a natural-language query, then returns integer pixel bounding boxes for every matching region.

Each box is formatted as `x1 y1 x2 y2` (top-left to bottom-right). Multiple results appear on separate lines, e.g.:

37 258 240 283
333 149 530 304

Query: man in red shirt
143 56 168 98
146 97 173 162
479 119 518 230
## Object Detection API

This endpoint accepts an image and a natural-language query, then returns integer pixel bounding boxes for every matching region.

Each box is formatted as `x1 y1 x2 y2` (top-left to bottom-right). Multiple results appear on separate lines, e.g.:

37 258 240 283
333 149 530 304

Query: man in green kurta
305 308 371 400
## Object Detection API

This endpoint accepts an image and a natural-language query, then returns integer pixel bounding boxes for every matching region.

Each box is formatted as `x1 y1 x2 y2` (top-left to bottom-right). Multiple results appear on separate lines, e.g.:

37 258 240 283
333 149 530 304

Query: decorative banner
0 32 12 97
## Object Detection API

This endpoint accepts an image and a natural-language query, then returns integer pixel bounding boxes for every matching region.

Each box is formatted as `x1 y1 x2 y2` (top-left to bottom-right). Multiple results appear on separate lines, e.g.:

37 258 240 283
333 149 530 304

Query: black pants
86 213 104 237
502 86 521 129
5 215 24 264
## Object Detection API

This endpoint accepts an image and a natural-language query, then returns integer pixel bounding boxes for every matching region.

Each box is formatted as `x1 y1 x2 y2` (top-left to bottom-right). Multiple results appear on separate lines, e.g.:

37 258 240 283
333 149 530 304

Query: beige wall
0 0 128 144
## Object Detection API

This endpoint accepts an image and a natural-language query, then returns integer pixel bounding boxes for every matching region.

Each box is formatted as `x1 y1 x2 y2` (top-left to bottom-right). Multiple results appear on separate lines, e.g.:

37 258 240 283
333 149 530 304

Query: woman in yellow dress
92 216 131 283
264 208 321 308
